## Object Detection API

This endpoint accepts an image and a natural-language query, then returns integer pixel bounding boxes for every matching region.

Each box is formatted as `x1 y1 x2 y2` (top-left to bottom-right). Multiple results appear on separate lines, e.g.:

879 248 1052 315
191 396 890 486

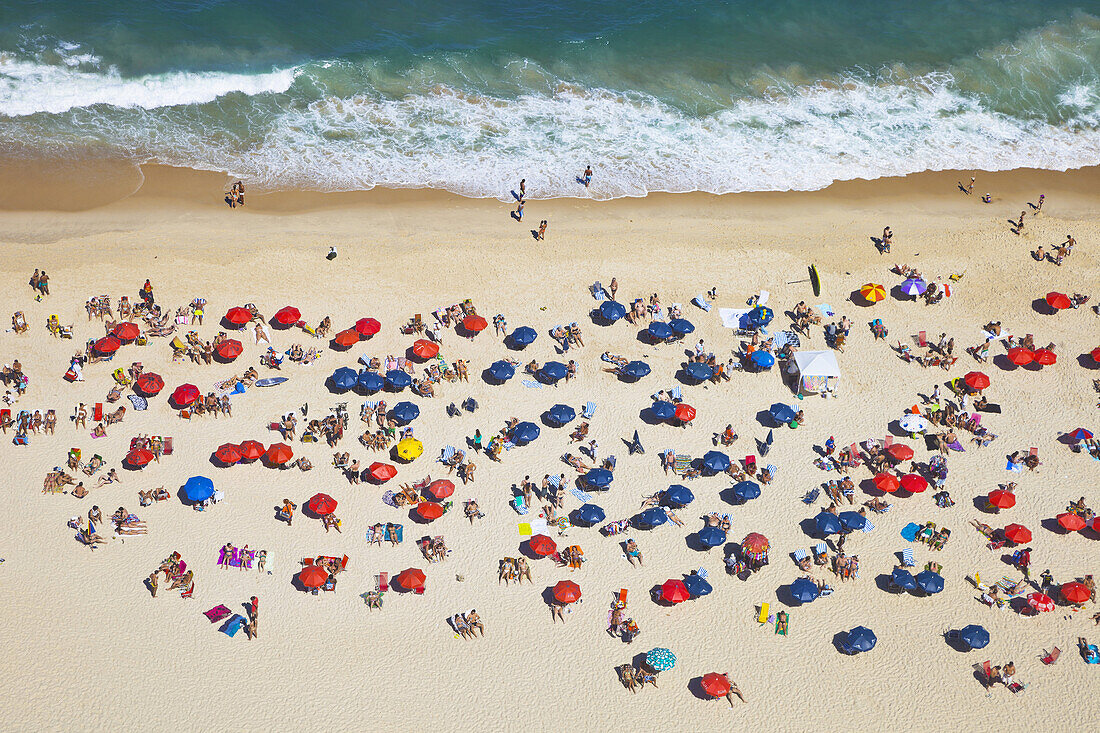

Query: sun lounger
378 572 388 593
757 602 770 624
581 401 596 419
901 547 915 567
1041 647 1061 665
591 282 607 301
439 445 456 464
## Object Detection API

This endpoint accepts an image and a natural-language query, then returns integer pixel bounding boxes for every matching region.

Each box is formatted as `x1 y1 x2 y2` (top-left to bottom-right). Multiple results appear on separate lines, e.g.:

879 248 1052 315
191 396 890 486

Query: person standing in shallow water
518 179 525 200
583 165 593 188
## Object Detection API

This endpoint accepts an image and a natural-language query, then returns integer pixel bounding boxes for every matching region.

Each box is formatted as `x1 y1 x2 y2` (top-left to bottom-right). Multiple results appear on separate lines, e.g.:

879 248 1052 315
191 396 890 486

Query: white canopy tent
792 350 840 395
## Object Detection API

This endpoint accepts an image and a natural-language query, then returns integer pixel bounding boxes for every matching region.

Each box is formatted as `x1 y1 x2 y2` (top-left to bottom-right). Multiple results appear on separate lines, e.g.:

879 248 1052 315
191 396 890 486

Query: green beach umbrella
646 647 676 671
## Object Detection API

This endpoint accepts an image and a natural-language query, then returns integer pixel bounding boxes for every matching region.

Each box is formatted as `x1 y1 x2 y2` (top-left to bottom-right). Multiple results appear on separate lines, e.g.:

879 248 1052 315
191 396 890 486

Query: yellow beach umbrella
396 437 424 461
860 283 886 303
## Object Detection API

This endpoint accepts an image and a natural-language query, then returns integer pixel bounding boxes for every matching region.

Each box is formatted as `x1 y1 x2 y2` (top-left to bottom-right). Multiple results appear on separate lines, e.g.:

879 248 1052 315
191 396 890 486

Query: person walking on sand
609 277 618 301
148 571 158 598
1016 211 1026 233
537 220 547 240
515 199 524 221
881 226 892 253
583 165 593 188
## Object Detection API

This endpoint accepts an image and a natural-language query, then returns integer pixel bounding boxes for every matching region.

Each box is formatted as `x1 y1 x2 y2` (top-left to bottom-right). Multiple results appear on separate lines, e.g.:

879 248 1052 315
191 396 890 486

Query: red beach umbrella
94 336 121 354
1092 347 1100 364
1094 516 1100 533
462 314 488 332
214 443 242 465
661 579 691 604
742 533 769 553
354 318 381 337
171 383 200 406
1027 592 1055 613
215 339 243 361
135 372 164 395
238 440 265 461
1004 524 1032 544
899 473 928 493
395 568 426 591
369 462 397 482
333 328 359 347
225 306 251 325
112 322 140 341
701 673 731 698
411 339 439 359
307 493 337 515
1061 582 1090 604
1057 512 1087 532
1031 348 1056 365
528 534 557 557
125 448 154 468
416 501 445 520
1046 292 1072 310
873 473 900 493
265 443 294 465
886 443 914 461
552 580 582 604
674 404 696 422
987 490 1015 509
426 479 455 500
299 565 329 589
273 306 301 325
1005 347 1033 366
963 371 990 391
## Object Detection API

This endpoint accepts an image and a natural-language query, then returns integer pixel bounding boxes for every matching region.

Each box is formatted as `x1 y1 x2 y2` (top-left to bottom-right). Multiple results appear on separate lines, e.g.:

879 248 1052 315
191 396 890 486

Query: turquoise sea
1 1 1098 197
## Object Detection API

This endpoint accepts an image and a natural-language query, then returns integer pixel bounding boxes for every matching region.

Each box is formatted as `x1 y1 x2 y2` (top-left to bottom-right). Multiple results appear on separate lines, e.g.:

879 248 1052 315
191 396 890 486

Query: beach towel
900 523 920 542
518 522 532 536
221 614 246 637
571 487 594 504
718 308 750 329
862 519 876 533
381 490 398 507
127 394 148 411
814 303 835 317
1005 458 1023 472
774 330 800 349
692 295 712 312
204 605 231 622
521 380 543 389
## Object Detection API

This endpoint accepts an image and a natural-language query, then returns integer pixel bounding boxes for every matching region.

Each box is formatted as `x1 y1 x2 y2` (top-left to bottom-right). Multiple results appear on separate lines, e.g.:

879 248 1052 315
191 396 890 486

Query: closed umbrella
674 404 696 422
987 490 1015 509
547 403 576 425
750 350 775 369
846 626 877 652
385 370 413 390
426 479 454 500
891 567 917 590
331 367 358 391
553 580 582 604
299 565 329 589
1057 512 1086 531
126 448 154 468
215 339 243 361
682 574 712 597
307 493 337 515
916 570 945 594
838 511 867 531
702 451 731 472
598 300 627 322
700 673 730 698
512 421 540 444
661 579 691 604
462 314 488 333
171 383 200 407
645 647 676 671
357 370 385 392
887 444 914 461
1061 582 1090 604
1006 347 1034 366
214 443 241 465
1004 524 1031 544
901 278 927 296
662 485 694 507
508 326 537 347
395 568 426 591
651 401 676 420
900 474 928 493
265 443 293 465
333 328 360 347
815 511 843 535
899 413 930 433
1031 348 1057 365
621 360 651 380
958 625 990 650
528 534 557 556
238 440 265 461
874 473 900 493
370 462 398 482
487 360 516 382
396 437 423 461
964 371 990 391
790 577 820 603
354 317 381 337
583 468 613 489
411 339 439 359
860 283 886 303
733 480 761 501
682 362 714 381
416 502 444 520
135 372 165 396
1027 592 1055 612
638 507 668 527
540 361 567 382
112 322 140 341
697 526 726 548
224 307 251 325
273 306 301 326
182 476 214 503
769 403 796 425
669 318 695 335
576 504 605 525
94 336 121 354
648 321 674 340
390 401 420 424
1046 292 1072 310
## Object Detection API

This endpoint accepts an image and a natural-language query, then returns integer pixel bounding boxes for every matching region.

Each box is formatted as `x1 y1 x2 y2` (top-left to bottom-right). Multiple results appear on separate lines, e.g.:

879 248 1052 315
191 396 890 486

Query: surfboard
256 377 288 387
809 264 821 297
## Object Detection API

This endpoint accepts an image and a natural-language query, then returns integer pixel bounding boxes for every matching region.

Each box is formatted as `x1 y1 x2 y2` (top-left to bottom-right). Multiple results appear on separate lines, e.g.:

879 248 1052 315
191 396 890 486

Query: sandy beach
1 161 1099 731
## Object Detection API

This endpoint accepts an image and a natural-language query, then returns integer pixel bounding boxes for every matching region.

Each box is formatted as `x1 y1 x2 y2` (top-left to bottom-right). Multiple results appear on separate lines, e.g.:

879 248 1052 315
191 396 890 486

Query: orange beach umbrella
265 443 293 465
299 565 329 589
237 440 265 460
112 322 140 341
334 328 359 347
860 283 886 303
396 568 426 591
553 580 581 604
411 339 440 359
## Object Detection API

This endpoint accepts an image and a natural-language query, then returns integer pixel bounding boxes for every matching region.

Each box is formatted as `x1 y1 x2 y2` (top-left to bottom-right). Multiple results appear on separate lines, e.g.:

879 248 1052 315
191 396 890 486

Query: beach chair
669 386 682 402
377 572 388 593
692 294 712 312
900 547 915 568
438 445 456 464
1041 647 1061 665
812 543 828 565
917 331 927 347
792 548 811 570
581 401 596 419
591 282 607 301
802 488 820 504
757 602 770 624
862 519 876 533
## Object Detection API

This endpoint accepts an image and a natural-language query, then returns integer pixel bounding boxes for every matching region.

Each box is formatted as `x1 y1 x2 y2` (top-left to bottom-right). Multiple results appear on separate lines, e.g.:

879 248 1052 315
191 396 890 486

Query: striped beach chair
591 282 608 301
900 547 915 567
581 401 596 419
547 474 561 489
792 548 810 566
696 566 709 579
862 518 876 533
669 386 683 402
438 445 456 463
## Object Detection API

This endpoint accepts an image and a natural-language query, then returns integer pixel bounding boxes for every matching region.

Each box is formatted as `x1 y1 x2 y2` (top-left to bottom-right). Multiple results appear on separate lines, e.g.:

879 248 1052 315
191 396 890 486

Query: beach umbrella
528 534 557 556
1006 347 1034 366
358 370 385 392
540 361 568 382
265 443 293 465
598 300 627 322
987 490 1016 509
733 480 761 502
769 403 796 425
307 493 337 515
135 372 164 396
682 362 714 381
645 647 676 672
273 306 301 326
411 339 439 359
648 321 674 341
886 444 914 461
553 580 582 604
1004 524 1031 544
182 476 214 503
901 278 927 297
899 413 930 433
426 479 454 500
512 421 541 445
747 305 774 328
663 485 694 507
396 437 423 461
790 577 820 603
816 512 843 536
125 448 154 468
702 451 731 472
683 574 713 597
742 533 769 554
958 625 990 650
112 322 140 341
651 400 676 420
860 283 886 303
891 567 917 590
669 318 695 335
838 511 867 531
1057 512 1087 532
1031 348 1057 365
874 473 900 493
916 570 945 594
846 626 877 653
354 318 381 337
171 383 201 407
701 673 731 698
697 526 726 548
1028 592 1055 613
213 443 241 465
1046 292 1072 310
369 462 398 482
385 370 413 390
621 360 651 380
638 507 668 527
547 403 576 425
390 401 420 424
238 440 265 461
1095 516 1100 533
1061 582 1090 604
395 568 426 591
1066 428 1094 442
224 307 251 325
1092 346 1100 364
487 360 516 382
462 314 488 333
576 503 605 525
94 336 121 354
674 404 696 422
215 339 243 361
334 328 360 347
508 326 537 347
661 579 691 604
583 468 614 489
299 565 329 589
964 371 990 391
899 474 928 494
750 350 775 369
416 502 444 520
331 367 358 391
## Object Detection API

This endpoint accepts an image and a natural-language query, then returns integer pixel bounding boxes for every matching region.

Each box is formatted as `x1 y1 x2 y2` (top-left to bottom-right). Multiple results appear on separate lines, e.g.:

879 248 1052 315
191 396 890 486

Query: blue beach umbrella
769 403 796 425
845 626 877 653
357 370 384 393
331 367 358 391
815 511 843 536
508 326 537 348
702 450 731 472
645 647 676 671
747 305 774 328
682 362 714 381
487 360 516 382
733 480 761 501
669 318 695 335
547 403 576 425
183 476 214 503
958 624 990 650
638 507 668 528
621 360 651 380
891 567 917 591
648 321 674 341
512 421 541 445
697 525 727 548
790 577 820 604
583 468 614 489
916 570 945 594
662 485 694 507
540 361 568 383
651 401 676 420
576 503 605 525
838 511 867 531
385 370 412 390
683 574 713 597
750 351 775 369
599 300 627 323
390 401 420 424
901 278 927 296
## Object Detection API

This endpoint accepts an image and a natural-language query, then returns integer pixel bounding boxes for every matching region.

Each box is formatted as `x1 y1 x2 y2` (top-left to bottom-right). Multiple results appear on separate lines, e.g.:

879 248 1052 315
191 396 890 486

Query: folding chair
901 547 915 567
438 445 456 463
917 330 927 347
669 386 682 402
581 401 596 419
591 282 607 301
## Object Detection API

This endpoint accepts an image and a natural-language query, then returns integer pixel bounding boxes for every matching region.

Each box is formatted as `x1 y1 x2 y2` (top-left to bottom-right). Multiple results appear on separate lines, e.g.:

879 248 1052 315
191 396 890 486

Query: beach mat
900 522 920 542
977 403 1001 413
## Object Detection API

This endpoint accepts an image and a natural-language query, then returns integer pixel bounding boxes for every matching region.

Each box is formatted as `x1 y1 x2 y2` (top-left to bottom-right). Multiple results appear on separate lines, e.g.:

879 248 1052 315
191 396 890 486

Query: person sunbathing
168 570 193 591
96 469 120 488
564 453 590 472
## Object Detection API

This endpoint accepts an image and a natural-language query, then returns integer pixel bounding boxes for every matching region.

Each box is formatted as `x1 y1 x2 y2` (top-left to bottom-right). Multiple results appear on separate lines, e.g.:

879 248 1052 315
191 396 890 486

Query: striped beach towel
547 474 561 488
571 487 594 504
673 454 692 474
696 567 709 579
862 519 876 533
521 380 543 389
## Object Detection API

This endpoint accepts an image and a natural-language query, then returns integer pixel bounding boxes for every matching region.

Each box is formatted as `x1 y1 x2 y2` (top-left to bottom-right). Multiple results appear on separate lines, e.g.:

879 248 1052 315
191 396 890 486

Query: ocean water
1 0 1099 198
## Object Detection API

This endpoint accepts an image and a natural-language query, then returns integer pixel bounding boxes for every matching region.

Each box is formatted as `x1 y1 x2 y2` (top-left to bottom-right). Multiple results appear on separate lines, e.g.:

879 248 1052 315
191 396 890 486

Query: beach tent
792 350 841 395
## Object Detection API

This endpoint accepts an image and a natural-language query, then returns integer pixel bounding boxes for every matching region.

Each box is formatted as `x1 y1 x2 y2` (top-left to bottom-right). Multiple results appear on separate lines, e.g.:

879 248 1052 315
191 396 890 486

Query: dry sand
0 162 1098 731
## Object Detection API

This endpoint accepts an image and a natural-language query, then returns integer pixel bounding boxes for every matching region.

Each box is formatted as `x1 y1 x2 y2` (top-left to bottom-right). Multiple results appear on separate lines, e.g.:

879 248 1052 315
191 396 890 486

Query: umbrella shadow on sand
848 290 877 307
1077 353 1100 371
1031 298 1057 315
